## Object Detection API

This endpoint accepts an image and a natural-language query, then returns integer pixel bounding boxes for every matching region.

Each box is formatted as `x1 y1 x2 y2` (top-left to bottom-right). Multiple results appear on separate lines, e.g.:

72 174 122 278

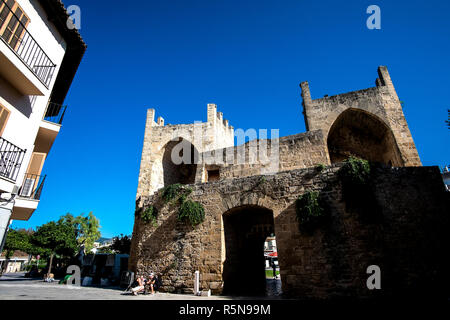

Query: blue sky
12 0 450 237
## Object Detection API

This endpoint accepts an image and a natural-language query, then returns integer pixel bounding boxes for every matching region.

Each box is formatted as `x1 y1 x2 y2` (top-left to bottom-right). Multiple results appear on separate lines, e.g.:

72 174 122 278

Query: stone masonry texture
130 66 449 299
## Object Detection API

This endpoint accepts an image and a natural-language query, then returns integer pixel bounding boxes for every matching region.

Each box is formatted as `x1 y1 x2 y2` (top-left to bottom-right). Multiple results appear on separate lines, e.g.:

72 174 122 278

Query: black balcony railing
0 137 26 182
43 102 67 125
18 173 46 200
0 0 56 87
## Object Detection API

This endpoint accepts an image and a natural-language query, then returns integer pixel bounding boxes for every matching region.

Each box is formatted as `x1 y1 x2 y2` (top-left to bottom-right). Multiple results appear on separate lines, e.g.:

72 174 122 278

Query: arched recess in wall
222 205 280 296
162 138 199 186
327 108 404 166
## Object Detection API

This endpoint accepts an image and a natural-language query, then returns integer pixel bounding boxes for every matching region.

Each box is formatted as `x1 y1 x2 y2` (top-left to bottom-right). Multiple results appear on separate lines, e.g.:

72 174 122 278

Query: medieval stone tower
300 66 421 167
129 66 449 299
136 104 234 198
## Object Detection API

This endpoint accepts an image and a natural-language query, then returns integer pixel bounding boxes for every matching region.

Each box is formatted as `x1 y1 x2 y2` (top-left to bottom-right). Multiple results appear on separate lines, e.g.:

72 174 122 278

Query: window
0 0 29 51
207 170 220 182
0 104 10 136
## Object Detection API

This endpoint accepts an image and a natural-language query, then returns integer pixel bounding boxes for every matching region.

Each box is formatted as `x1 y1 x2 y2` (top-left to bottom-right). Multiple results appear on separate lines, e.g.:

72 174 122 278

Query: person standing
271 260 277 279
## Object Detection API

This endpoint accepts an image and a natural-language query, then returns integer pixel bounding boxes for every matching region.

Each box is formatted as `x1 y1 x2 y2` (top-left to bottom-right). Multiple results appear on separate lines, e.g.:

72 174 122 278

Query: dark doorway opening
222 205 282 296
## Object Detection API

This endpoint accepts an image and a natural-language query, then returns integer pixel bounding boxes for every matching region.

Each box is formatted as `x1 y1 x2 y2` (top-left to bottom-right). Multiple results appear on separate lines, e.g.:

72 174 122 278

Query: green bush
178 200 205 226
141 205 158 226
25 263 47 271
338 157 371 187
295 190 325 231
338 157 379 222
161 184 192 203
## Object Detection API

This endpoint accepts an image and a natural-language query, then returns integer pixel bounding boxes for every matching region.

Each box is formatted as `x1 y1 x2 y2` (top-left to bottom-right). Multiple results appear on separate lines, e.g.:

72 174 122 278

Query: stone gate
129 66 449 299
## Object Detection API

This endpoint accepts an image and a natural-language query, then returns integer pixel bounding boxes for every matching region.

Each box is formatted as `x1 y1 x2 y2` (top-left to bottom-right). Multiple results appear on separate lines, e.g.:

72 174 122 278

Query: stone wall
129 165 450 299
136 105 234 197
198 130 330 181
300 66 422 167
131 66 433 299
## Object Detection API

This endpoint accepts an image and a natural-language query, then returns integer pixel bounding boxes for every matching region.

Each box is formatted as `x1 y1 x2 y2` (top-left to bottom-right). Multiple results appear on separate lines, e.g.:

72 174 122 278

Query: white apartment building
0 0 86 251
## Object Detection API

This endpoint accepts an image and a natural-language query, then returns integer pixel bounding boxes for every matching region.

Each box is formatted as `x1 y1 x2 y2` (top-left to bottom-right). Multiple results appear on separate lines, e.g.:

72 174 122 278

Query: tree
31 221 78 275
3 229 30 257
1 229 45 274
1 229 29 274
97 246 114 254
75 212 101 254
58 212 101 254
111 234 131 254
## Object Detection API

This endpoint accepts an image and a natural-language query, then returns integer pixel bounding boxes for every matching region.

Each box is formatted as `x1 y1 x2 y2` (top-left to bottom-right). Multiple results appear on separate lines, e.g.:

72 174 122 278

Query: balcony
17 173 46 200
0 136 26 182
43 102 67 125
12 173 46 221
34 102 66 155
0 0 56 95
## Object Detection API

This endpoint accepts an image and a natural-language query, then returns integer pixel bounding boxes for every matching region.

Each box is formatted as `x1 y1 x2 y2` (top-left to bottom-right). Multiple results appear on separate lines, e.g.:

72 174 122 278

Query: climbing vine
141 205 158 227
338 157 371 187
338 157 379 222
159 183 205 227
161 184 192 203
178 200 205 226
295 190 325 232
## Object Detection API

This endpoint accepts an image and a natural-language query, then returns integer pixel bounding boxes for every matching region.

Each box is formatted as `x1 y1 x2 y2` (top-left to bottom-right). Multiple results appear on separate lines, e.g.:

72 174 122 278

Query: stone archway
162 138 199 187
327 108 403 166
222 205 279 296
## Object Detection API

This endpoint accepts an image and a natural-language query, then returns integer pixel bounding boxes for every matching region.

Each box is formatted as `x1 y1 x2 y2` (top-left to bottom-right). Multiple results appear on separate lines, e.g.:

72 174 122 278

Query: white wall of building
1 0 67 189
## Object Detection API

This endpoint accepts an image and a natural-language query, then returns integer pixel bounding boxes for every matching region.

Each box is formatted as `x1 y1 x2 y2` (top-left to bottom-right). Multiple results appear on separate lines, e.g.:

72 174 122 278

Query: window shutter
27 152 46 176
0 105 11 136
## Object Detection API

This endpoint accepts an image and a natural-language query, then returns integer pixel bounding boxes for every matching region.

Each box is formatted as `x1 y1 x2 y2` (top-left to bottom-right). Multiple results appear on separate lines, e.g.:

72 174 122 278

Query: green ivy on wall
158 184 206 227
161 183 193 203
338 157 380 222
295 190 325 232
178 200 205 226
141 205 158 227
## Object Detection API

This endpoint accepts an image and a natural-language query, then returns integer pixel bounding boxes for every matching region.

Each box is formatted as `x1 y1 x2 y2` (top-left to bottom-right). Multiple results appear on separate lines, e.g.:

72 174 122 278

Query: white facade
0 0 85 252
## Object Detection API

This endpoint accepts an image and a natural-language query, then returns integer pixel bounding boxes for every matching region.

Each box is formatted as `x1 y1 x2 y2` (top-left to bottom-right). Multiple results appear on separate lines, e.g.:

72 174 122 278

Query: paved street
0 273 232 300
0 273 283 300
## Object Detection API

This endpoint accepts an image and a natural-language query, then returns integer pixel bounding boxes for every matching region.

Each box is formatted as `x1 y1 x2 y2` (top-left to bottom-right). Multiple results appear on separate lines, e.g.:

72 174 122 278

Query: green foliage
31 221 78 258
258 176 267 185
141 206 158 226
338 157 371 186
3 229 31 259
161 183 192 203
97 246 114 254
338 157 379 222
58 212 102 254
158 184 205 227
25 263 47 271
77 212 101 254
2 229 45 261
295 190 325 231
111 234 132 254
178 200 205 226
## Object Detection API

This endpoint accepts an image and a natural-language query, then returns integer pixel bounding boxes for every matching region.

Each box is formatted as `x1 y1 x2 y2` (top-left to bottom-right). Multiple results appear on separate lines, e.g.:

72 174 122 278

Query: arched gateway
222 205 278 296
